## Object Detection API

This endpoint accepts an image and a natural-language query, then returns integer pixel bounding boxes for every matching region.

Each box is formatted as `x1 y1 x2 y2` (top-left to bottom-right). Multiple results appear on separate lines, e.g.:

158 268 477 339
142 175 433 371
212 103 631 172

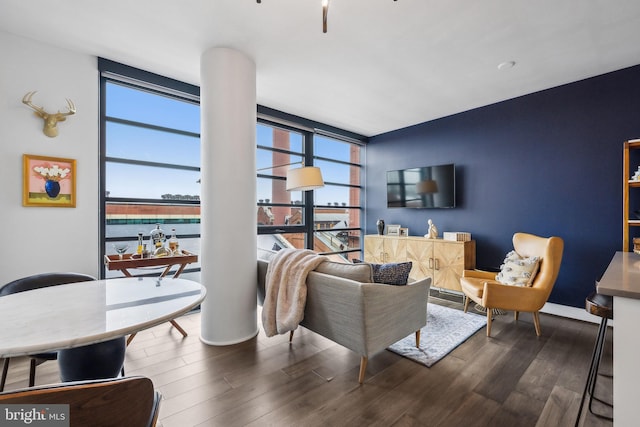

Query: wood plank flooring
1 294 613 426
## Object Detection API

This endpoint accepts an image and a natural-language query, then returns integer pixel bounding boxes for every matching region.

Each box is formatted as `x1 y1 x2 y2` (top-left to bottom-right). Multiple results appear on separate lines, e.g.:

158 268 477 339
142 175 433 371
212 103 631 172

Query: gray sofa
257 252 431 383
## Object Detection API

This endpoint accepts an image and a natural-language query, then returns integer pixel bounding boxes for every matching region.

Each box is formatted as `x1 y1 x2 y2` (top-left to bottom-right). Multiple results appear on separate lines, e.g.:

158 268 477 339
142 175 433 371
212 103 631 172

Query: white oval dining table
0 277 206 381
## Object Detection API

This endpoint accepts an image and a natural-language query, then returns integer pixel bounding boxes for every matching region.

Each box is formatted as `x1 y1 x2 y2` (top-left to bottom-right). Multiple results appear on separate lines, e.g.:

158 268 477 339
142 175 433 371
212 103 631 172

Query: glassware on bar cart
112 243 129 260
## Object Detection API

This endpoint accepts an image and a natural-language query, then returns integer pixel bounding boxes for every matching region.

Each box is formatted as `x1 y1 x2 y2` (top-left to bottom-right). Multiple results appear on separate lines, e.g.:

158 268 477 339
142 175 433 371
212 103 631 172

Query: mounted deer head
22 91 76 138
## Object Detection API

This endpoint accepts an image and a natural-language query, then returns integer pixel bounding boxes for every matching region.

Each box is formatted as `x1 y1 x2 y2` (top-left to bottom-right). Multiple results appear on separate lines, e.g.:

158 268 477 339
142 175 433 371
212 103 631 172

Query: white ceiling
2 0 640 137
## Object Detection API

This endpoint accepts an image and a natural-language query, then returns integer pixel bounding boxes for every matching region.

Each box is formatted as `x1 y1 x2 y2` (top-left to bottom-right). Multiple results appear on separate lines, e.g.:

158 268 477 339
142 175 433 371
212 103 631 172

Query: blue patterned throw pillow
371 261 412 286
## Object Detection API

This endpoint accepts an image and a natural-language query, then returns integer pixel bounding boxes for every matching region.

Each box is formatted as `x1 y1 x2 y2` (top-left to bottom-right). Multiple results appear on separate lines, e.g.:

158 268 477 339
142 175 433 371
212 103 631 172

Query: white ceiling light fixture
257 0 398 34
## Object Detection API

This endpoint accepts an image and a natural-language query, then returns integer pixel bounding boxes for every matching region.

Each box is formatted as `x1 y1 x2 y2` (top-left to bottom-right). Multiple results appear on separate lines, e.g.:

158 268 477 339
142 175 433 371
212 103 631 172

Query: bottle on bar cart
136 232 144 255
150 224 169 257
168 228 179 255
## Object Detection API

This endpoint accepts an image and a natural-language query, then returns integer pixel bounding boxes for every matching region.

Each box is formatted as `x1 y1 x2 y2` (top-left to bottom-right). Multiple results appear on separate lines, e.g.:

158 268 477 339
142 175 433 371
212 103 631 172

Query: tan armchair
460 232 564 337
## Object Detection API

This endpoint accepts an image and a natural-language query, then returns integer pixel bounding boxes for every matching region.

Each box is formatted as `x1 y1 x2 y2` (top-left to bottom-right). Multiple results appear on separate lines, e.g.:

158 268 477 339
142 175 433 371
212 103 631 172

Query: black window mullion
257 145 304 156
106 157 200 172
106 116 200 139
304 130 316 248
314 155 362 168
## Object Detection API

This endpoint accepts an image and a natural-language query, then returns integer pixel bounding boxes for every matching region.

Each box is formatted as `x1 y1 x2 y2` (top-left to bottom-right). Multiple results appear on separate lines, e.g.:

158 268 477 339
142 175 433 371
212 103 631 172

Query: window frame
98 59 201 279
256 108 367 260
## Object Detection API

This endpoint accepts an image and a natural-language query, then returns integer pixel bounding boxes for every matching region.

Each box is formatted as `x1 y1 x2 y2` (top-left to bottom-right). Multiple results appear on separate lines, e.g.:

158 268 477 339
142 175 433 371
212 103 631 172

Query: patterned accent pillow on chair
495 250 540 286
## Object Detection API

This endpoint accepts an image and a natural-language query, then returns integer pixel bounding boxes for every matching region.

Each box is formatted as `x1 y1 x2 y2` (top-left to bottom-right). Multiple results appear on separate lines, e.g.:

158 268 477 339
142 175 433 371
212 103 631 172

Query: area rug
387 303 487 367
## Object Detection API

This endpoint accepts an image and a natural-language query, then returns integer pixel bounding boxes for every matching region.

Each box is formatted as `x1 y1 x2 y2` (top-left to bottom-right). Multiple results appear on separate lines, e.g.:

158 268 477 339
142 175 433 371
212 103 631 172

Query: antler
59 98 76 117
22 91 47 117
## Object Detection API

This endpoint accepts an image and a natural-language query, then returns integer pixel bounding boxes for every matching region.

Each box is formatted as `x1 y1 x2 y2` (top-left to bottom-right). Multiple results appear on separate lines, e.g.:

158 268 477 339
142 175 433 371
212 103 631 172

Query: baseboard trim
430 288 611 326
430 287 611 326
541 302 613 326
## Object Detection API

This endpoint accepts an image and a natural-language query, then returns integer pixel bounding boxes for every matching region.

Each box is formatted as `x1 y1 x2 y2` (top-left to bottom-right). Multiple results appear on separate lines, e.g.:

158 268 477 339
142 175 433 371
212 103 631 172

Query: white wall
0 31 100 283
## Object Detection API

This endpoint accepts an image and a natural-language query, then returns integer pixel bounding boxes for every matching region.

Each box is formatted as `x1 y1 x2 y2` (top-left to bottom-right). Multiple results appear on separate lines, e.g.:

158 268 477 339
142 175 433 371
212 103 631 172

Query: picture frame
387 224 401 236
400 227 409 237
23 154 76 207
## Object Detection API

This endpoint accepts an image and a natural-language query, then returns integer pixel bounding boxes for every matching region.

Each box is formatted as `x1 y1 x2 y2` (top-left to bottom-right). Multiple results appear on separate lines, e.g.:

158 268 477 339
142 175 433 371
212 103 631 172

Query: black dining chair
0 272 96 392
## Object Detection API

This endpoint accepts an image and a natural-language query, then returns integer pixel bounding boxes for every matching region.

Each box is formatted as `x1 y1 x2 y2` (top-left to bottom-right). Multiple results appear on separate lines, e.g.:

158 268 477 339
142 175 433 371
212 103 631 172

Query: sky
104 82 358 205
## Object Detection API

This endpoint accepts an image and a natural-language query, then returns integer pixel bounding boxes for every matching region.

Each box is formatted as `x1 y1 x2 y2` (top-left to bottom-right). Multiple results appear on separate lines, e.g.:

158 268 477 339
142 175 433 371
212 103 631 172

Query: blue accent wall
366 64 640 308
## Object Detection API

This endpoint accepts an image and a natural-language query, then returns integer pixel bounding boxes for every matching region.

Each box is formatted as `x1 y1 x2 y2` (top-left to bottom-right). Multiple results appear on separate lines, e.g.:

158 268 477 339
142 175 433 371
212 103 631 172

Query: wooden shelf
626 139 640 148
624 139 640 251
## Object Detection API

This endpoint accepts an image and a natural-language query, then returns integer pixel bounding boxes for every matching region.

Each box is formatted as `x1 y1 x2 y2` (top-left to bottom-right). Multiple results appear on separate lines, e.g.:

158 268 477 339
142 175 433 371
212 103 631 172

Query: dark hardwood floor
2 294 613 427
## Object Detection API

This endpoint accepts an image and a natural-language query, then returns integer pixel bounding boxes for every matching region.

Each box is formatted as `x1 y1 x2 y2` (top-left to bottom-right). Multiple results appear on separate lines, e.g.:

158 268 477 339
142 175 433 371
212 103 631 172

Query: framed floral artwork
23 154 76 207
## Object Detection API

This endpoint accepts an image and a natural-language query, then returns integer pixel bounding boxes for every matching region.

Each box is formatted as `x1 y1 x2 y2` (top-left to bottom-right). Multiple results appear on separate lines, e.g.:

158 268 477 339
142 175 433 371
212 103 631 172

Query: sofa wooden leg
533 311 541 336
463 296 469 313
358 357 368 384
514 311 519 321
415 330 421 348
486 310 492 337
289 330 294 343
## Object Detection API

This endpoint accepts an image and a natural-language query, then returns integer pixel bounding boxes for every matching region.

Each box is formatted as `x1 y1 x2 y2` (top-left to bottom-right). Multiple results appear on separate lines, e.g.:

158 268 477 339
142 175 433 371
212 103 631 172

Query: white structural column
200 47 258 345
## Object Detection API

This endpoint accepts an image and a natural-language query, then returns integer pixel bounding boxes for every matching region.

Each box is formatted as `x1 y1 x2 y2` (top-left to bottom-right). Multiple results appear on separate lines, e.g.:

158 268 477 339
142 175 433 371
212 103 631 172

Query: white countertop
596 251 640 299
0 277 206 358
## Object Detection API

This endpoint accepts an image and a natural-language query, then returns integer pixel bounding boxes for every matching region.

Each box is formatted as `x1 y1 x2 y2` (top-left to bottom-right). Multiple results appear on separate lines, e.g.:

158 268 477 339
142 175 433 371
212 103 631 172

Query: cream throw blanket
262 248 326 337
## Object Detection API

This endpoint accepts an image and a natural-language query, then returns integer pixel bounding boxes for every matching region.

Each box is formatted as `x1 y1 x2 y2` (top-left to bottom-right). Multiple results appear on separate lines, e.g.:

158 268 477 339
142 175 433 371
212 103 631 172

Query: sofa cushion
314 260 373 283
259 249 374 282
371 262 412 286
495 250 540 287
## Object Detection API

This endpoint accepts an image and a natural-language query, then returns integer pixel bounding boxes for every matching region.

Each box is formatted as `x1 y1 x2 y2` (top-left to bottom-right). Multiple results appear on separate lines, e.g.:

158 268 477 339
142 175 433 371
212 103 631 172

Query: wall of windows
100 60 366 277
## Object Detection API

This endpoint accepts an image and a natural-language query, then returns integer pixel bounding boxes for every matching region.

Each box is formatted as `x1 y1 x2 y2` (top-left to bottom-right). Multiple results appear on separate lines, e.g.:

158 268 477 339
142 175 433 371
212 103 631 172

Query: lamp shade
286 166 325 191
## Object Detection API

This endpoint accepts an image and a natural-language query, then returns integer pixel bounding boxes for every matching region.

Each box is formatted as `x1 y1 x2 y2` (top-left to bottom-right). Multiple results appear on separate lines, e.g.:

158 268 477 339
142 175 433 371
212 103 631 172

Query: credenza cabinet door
432 241 465 291
364 235 385 263
406 238 434 282
363 235 407 263
385 237 407 263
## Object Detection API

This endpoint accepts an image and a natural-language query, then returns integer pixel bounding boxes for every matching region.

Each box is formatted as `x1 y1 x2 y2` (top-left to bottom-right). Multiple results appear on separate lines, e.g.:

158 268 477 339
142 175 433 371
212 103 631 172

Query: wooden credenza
364 235 475 292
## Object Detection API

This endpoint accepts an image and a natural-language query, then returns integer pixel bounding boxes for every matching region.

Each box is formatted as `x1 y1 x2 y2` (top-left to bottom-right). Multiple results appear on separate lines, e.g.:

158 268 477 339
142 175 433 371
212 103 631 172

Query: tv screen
387 164 456 208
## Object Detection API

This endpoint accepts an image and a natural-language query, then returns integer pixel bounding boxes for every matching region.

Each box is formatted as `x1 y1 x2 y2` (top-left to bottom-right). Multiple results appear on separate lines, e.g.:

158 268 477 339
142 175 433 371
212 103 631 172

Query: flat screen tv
387 163 456 208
